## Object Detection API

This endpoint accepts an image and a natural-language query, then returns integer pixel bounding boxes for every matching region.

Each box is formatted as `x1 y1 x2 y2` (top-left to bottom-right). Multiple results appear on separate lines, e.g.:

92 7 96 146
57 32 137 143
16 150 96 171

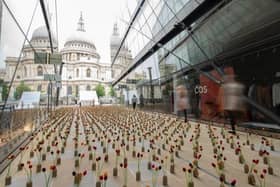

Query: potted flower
211 162 226 187
120 162 128 187
95 156 104 187
23 162 33 187
50 165 57 178
262 150 269 165
270 139 275 151
72 170 87 187
192 154 201 178
100 172 108 187
259 140 265 156
75 153 85 168
55 150 61 165
246 133 250 145
248 159 259 185
183 166 194 187
29 137 35 158
88 143 94 160
242 156 249 174
230 136 235 149
161 156 168 186
267 157 274 175
35 147 43 173
256 169 267 187
91 146 97 170
236 147 245 164
104 139 111 162
5 155 15 186
220 127 225 138
121 143 127 165
147 149 152 170
42 167 52 187
151 164 161 187
132 140 136 158
18 146 27 171
46 135 51 152
113 149 121 176
136 152 143 181
169 148 175 174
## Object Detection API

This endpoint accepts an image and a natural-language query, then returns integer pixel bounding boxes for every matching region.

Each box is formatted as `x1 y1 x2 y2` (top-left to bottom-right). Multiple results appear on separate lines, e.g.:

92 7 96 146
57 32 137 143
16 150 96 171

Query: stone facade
4 14 113 104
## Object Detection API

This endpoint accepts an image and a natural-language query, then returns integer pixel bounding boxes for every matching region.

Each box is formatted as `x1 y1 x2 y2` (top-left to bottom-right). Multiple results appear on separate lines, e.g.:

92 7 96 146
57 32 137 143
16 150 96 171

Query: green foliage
14 81 31 100
2 84 8 101
0 79 8 101
95 83 105 97
109 86 116 97
162 83 172 96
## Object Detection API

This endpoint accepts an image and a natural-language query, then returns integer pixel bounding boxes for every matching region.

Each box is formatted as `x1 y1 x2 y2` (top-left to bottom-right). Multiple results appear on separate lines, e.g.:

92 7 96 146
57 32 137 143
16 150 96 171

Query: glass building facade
113 0 280 125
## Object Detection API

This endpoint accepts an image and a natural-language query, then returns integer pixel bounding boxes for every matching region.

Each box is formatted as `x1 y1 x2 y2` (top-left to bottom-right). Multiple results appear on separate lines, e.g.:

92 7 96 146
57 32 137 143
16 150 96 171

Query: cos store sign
194 85 208 94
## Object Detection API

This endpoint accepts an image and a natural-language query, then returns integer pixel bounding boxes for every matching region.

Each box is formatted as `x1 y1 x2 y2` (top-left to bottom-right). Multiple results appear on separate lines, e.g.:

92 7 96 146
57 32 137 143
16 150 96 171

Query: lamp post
147 67 154 104
67 76 72 105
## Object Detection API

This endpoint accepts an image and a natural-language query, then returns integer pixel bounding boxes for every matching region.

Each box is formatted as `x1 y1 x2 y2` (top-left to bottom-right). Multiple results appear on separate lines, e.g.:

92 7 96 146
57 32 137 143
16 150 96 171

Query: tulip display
0 106 279 187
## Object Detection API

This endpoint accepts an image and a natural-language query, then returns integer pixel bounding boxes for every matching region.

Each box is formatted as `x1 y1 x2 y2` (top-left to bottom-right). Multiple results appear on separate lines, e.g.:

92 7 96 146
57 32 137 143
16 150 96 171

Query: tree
0 79 8 101
2 84 8 101
14 81 31 100
109 86 116 97
95 83 105 97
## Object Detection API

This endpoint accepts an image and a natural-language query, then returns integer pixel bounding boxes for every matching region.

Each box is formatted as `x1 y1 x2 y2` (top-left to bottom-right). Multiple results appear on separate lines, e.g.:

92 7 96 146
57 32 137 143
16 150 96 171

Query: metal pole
47 82 50 113
39 0 54 53
50 81 53 112
147 67 154 104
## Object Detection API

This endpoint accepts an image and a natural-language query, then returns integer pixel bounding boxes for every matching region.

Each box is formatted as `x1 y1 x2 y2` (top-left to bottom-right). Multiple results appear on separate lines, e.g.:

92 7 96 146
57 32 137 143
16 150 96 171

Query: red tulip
231 179 237 186
83 170 87 176
99 175 103 181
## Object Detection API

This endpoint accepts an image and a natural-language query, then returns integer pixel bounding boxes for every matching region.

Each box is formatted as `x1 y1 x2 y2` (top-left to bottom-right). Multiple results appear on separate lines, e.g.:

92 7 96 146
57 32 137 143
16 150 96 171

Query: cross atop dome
77 12 85 32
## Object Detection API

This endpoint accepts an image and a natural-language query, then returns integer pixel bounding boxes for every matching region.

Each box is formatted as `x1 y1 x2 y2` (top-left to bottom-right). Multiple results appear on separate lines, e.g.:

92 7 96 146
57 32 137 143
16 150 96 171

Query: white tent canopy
79 90 99 105
18 91 40 109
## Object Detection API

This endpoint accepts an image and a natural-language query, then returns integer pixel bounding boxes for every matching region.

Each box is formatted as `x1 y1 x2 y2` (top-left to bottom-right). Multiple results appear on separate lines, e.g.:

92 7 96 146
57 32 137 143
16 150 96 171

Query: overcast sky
0 0 138 68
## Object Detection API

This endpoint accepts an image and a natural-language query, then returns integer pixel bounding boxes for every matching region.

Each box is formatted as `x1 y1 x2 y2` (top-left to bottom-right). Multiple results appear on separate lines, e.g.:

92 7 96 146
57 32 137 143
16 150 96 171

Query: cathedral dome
61 13 100 59
65 30 96 49
31 26 57 44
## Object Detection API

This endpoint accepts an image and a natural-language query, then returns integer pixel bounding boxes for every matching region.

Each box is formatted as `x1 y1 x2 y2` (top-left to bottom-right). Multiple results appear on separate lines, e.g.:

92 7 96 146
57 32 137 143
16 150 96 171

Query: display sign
44 74 61 81
35 52 62 64
34 53 48 64
50 53 62 64
118 84 127 89
126 79 137 84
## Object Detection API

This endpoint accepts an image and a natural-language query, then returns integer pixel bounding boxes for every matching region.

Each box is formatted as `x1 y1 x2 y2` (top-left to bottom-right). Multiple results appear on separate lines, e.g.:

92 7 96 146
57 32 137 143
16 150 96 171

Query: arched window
86 68 91 78
24 66 27 77
86 85 91 91
67 86 72 95
37 66 43 76
76 69 79 77
75 85 79 96
37 85 42 91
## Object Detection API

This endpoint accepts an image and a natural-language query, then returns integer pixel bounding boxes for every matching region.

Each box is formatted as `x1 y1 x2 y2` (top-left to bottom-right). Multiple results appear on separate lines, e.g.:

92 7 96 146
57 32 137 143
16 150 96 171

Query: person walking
221 75 246 134
176 85 189 123
132 94 137 110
